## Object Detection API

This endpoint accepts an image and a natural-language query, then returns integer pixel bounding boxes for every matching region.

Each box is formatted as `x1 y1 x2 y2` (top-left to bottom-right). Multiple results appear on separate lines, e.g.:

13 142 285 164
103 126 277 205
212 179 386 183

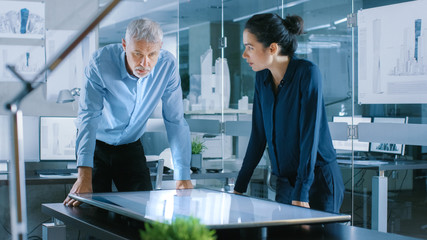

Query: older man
64 18 192 207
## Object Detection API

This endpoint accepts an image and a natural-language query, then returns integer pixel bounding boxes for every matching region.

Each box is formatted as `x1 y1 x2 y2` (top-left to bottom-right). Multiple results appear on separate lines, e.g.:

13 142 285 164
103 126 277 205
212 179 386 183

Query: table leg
372 171 387 232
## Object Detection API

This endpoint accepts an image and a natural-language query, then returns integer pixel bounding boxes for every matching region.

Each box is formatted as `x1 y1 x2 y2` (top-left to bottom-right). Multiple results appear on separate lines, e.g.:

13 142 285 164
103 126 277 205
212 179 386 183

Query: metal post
8 108 27 240
372 173 388 232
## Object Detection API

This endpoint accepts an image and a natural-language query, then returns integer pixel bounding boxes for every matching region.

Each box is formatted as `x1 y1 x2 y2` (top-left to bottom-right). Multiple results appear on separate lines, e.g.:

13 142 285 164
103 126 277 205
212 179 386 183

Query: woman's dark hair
245 13 304 56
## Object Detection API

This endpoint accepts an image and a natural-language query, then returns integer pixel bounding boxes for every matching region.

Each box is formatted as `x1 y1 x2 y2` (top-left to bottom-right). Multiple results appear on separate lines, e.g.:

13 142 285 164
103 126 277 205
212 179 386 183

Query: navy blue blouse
234 56 336 202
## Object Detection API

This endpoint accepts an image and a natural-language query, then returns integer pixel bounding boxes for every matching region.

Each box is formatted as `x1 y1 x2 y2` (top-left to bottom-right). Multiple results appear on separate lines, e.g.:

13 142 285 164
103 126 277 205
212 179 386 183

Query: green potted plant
191 137 207 173
140 216 216 240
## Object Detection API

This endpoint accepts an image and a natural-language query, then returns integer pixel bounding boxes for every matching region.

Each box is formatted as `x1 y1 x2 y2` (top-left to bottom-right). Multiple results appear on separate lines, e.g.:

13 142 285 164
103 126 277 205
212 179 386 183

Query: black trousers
275 161 344 213
92 140 153 192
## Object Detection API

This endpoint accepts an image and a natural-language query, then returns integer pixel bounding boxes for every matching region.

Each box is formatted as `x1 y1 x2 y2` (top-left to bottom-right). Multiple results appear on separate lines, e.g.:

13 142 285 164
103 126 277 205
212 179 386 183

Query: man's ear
269 42 279 55
122 39 126 51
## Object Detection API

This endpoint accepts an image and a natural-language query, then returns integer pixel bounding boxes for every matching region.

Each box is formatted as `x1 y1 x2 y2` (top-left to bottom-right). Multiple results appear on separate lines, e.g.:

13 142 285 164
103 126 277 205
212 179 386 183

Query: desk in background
0 170 237 186
338 160 427 233
0 173 77 186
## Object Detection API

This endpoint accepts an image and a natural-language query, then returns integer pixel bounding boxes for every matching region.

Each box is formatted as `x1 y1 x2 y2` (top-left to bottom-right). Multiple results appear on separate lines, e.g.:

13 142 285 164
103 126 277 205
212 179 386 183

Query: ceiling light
308 34 351 42
334 18 347 25
305 23 331 32
306 17 348 32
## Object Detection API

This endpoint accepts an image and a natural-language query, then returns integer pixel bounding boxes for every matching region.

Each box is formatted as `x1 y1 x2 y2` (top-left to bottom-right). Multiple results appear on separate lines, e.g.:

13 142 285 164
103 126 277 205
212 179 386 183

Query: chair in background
146 158 164 190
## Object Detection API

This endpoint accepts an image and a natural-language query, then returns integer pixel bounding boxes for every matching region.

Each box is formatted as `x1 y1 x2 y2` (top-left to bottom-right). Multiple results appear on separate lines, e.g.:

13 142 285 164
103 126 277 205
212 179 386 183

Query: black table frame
41 203 418 240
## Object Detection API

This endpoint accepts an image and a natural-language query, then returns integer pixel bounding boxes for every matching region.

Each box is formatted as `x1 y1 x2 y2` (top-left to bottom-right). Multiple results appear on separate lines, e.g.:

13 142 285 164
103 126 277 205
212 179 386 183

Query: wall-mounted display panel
358 0 427 104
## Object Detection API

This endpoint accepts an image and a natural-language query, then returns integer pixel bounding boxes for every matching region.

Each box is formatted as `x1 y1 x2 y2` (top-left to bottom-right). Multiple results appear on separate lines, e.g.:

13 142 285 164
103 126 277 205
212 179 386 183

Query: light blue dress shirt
75 43 191 180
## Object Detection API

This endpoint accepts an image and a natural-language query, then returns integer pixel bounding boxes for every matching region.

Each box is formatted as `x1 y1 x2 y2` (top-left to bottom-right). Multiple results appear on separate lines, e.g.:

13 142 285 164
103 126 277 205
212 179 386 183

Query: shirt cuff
173 166 191 181
233 184 247 194
77 156 94 168
233 176 249 193
292 180 310 202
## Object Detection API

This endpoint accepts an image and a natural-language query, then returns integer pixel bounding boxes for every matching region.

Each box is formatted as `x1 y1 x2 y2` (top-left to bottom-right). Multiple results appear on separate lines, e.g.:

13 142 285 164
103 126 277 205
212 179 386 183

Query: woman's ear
269 42 279 55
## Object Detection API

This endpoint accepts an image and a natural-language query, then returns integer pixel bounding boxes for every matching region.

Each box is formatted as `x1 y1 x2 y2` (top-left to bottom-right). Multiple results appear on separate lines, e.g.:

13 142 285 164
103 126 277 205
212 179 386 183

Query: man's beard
134 66 151 77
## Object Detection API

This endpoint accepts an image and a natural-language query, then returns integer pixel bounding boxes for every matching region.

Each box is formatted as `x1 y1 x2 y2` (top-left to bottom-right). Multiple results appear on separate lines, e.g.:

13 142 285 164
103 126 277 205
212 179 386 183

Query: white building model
196 46 230 111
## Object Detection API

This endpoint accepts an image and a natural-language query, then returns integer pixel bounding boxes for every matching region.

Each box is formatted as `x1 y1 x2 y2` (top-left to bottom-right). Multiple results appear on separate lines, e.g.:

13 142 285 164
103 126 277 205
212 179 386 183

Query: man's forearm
78 166 92 181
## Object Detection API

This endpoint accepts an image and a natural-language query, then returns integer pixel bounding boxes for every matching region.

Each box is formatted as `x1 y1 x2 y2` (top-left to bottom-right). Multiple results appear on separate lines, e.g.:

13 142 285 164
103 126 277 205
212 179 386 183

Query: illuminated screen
369 117 407 155
39 116 77 161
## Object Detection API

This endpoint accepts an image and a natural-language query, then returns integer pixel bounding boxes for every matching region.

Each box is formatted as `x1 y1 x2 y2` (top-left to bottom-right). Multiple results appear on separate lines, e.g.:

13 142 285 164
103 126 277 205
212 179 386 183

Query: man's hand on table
176 180 193 189
63 167 93 207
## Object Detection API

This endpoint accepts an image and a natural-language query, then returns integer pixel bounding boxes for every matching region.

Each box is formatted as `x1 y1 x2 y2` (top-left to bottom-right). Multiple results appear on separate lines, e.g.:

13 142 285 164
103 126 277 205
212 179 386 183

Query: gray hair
125 18 163 43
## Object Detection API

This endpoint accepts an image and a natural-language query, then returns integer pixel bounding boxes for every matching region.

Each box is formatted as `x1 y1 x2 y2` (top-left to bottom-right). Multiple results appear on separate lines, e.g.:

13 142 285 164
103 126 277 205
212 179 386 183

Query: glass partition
284 0 359 228
178 0 229 184
177 0 426 238
351 0 427 236
87 0 427 238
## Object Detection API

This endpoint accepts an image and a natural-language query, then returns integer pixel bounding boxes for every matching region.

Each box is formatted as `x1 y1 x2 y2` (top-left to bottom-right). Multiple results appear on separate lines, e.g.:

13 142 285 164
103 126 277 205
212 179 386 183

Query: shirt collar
263 55 298 86
120 51 139 81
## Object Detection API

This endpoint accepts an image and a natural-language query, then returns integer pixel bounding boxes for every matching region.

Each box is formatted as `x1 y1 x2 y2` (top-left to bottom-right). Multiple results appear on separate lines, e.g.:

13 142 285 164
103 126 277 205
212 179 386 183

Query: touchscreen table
70 188 350 229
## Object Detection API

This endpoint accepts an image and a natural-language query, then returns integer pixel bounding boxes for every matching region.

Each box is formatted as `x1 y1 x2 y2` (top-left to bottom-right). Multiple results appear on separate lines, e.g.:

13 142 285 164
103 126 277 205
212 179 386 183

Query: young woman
234 13 344 213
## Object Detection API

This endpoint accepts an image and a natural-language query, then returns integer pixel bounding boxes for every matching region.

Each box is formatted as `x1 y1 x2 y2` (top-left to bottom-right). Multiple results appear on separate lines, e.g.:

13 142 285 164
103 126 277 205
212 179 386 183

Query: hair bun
283 15 304 35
